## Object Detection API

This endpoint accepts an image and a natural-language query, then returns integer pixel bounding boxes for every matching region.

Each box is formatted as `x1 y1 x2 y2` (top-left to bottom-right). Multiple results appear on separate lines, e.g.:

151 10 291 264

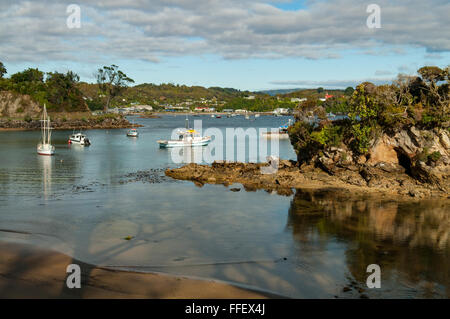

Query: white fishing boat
262 119 292 139
255 114 260 118
211 114 215 118
157 117 211 148
245 114 250 120
158 129 211 148
127 128 139 137
37 105 55 156
68 131 91 146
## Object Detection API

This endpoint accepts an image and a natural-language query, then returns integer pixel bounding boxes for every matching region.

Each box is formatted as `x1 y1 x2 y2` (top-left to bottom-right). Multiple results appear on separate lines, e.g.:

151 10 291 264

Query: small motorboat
216 115 222 118
262 119 292 140
37 104 55 156
127 128 139 137
68 132 91 146
255 114 260 118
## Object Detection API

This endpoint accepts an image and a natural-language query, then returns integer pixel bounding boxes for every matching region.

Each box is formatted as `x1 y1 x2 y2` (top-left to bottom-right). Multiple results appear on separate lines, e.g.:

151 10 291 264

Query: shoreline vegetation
0 241 271 299
0 112 139 131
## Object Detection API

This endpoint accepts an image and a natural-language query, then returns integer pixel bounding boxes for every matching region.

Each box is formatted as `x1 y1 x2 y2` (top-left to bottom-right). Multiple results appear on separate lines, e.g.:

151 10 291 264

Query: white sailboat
37 104 55 156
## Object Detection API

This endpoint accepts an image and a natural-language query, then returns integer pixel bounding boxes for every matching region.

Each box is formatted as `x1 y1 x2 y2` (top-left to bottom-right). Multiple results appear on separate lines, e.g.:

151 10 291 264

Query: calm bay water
0 115 449 298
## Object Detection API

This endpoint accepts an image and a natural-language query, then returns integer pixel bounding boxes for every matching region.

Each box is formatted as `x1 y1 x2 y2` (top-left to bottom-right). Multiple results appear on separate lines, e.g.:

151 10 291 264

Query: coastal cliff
0 91 135 130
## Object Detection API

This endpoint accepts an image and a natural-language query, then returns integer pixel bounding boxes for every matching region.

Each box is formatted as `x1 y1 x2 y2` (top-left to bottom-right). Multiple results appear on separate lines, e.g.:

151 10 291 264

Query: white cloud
269 77 395 89
0 0 449 64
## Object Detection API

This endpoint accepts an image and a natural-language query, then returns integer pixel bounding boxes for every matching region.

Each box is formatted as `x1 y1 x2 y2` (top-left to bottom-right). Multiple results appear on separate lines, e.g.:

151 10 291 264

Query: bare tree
96 65 134 111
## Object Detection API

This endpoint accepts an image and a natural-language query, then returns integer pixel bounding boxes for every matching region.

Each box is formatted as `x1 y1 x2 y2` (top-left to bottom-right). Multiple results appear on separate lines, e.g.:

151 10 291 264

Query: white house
273 108 290 115
291 97 307 103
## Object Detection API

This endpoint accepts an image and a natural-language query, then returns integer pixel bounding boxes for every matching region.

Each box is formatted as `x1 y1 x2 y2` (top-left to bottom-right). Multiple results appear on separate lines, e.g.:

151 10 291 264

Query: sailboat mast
47 115 51 145
43 105 47 145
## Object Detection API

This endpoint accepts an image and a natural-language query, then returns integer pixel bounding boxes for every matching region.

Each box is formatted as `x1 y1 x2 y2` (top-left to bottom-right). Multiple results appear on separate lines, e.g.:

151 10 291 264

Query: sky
0 0 449 91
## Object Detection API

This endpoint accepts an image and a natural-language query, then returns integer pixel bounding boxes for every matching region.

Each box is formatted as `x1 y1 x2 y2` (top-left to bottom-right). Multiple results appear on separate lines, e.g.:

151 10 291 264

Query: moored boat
157 129 211 148
127 128 139 137
68 132 91 146
262 119 292 139
37 104 55 156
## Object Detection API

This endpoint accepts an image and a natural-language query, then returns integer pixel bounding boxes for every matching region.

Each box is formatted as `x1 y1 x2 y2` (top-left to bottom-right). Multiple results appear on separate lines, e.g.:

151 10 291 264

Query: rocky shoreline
165 159 449 199
0 116 139 130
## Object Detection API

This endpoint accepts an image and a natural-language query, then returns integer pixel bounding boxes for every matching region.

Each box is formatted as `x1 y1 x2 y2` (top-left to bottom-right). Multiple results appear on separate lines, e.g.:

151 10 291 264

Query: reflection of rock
286 189 450 297
120 169 176 184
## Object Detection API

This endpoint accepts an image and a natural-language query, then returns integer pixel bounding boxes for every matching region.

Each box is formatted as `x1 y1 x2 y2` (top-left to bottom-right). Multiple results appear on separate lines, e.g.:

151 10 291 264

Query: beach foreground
0 241 270 299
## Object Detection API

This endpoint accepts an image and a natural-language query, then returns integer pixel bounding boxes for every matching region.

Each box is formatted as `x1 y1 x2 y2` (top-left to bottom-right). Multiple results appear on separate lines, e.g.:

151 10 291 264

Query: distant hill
260 88 308 96
77 82 263 110
260 88 344 98
261 88 346 99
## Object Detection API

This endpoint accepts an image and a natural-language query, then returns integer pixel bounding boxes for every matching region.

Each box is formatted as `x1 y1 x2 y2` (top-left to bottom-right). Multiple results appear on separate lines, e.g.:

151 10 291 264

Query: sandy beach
0 241 271 299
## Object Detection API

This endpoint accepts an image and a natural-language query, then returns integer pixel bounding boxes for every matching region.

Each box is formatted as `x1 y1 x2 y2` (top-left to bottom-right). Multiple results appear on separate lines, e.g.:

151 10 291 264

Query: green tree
344 87 354 96
96 65 135 111
0 62 6 78
11 68 44 84
317 87 324 93
46 71 85 111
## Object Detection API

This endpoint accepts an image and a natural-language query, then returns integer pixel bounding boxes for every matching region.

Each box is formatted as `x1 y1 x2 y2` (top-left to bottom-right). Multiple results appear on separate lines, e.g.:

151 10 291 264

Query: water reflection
38 156 52 200
287 189 450 298
168 146 206 164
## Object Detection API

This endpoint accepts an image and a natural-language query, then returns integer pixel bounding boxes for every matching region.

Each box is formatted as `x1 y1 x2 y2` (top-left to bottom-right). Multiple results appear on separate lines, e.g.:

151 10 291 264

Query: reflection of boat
157 117 211 148
39 155 52 200
127 128 139 137
37 104 55 156
69 131 91 145
262 119 292 139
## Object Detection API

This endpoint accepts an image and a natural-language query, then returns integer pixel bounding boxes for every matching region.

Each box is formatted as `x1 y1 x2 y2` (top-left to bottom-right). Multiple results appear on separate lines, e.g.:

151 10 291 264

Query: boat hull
261 132 290 139
69 140 90 145
37 144 55 156
158 137 211 148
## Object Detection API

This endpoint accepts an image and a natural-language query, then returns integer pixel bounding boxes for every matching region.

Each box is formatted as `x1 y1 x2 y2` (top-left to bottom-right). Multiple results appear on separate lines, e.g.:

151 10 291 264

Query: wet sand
0 241 270 299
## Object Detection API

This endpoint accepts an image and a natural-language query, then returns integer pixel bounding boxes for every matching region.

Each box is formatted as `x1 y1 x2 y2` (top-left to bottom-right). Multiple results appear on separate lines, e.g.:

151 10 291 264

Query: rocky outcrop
0 91 41 118
0 116 137 130
314 126 449 191
166 159 449 198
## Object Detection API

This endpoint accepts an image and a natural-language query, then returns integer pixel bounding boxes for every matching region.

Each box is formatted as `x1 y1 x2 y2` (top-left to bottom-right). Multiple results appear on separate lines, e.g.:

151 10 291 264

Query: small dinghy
127 128 139 137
